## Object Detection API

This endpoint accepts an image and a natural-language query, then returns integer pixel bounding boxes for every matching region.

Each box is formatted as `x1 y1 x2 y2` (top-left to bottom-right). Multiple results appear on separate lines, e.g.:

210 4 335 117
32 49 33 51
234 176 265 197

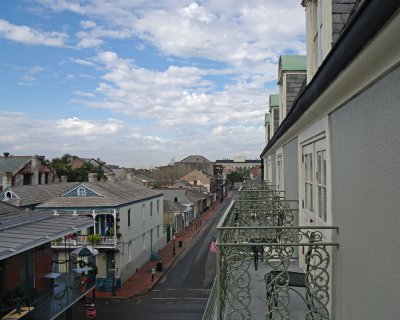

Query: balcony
203 181 339 320
2 273 95 320
52 234 118 249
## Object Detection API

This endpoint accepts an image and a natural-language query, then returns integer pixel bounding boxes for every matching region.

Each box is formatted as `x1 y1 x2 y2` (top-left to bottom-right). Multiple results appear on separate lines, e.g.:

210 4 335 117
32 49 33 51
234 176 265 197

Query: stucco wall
118 196 164 284
282 137 299 218
271 152 276 186
282 138 299 258
330 66 400 318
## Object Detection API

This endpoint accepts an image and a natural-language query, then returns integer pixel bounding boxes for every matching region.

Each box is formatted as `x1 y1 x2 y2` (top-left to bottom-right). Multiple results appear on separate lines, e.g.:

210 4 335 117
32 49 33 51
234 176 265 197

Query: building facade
37 178 164 288
260 1 400 318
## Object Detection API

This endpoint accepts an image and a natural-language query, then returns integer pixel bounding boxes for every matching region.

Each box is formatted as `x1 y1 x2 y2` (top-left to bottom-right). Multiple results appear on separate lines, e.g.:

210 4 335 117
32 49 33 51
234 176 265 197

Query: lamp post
172 234 176 256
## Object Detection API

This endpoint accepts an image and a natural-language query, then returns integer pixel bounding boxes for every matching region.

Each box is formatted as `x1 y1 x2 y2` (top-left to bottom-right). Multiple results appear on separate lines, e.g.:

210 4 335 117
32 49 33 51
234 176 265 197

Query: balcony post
92 210 96 235
113 209 117 246
216 228 221 320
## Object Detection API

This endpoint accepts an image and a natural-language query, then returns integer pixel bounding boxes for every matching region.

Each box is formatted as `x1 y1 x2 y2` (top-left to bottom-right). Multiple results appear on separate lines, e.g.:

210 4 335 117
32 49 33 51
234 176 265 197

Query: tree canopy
50 154 105 182
226 167 251 183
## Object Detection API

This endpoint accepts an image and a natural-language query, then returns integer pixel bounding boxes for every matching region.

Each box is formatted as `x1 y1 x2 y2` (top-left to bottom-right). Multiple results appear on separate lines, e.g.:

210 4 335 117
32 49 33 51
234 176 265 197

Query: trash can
156 261 163 272
179 241 183 247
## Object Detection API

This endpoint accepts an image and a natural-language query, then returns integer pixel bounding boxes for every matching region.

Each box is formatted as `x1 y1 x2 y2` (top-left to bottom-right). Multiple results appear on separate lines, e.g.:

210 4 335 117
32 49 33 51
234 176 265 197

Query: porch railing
2 273 96 320
52 235 117 247
203 180 339 320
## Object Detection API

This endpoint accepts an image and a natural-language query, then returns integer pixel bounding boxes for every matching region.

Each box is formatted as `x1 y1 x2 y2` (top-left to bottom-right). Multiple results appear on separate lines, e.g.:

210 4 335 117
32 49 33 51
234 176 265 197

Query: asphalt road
64 190 237 320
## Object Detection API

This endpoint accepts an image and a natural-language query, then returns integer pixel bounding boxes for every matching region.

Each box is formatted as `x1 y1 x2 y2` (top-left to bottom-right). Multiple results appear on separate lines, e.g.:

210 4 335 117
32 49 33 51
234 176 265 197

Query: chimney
107 172 115 182
126 172 132 180
60 175 68 183
31 156 40 185
88 173 98 182
2 171 12 188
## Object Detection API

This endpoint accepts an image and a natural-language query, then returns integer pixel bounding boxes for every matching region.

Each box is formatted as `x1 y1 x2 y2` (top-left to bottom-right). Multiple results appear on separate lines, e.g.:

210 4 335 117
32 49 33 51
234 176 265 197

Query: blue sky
0 0 305 167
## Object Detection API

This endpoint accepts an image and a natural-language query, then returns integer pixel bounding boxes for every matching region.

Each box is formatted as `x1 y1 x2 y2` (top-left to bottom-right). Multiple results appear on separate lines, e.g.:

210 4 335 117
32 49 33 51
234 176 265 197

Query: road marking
165 288 211 292
152 297 208 300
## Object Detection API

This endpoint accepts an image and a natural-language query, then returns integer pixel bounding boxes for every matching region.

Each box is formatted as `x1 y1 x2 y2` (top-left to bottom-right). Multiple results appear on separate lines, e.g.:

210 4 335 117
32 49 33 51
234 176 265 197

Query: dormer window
77 187 86 197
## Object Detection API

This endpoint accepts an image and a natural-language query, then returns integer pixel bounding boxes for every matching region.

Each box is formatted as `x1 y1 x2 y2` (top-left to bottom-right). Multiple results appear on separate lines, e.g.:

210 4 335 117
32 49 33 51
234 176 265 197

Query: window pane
317 151 322 184
322 150 326 185
322 188 328 222
318 186 322 218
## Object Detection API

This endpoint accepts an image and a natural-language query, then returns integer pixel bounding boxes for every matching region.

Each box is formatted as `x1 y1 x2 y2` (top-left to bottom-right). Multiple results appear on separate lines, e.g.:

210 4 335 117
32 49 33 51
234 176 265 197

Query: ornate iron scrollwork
212 181 338 320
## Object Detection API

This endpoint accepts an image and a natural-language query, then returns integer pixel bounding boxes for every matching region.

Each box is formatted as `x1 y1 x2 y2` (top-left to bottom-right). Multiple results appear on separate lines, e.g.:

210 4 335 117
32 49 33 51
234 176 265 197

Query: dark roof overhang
260 0 400 158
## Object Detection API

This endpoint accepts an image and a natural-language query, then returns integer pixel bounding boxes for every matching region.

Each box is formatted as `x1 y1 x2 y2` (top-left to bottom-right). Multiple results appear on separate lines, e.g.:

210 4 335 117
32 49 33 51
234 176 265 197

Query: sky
0 0 306 168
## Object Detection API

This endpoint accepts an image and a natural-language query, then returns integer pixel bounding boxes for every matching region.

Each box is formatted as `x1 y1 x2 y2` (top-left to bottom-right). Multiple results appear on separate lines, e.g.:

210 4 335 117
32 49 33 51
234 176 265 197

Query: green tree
227 168 251 184
49 154 105 182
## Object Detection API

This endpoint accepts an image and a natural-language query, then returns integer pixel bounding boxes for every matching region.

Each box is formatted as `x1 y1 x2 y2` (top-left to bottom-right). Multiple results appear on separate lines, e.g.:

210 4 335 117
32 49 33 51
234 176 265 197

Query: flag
210 241 217 253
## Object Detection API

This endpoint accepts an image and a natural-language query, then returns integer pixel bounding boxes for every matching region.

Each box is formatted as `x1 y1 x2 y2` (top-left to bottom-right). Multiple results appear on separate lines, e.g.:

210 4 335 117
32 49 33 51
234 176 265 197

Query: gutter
260 0 400 158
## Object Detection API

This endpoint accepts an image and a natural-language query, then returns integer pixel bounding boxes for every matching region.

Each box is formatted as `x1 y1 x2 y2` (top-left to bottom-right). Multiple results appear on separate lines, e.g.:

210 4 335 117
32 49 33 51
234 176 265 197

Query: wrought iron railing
4 273 96 320
52 235 117 247
202 277 218 320
203 181 339 320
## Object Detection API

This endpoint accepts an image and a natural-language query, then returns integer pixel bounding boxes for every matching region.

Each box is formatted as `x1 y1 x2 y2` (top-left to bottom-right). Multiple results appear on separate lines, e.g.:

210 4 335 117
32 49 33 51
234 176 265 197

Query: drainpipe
113 209 117 246
216 228 221 320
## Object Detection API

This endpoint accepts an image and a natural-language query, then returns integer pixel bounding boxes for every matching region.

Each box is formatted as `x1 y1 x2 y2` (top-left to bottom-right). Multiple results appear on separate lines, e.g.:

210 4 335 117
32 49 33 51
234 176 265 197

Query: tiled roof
1 182 79 207
0 156 32 174
179 155 211 163
161 188 204 204
0 202 92 260
163 200 187 212
37 180 162 209
132 173 154 181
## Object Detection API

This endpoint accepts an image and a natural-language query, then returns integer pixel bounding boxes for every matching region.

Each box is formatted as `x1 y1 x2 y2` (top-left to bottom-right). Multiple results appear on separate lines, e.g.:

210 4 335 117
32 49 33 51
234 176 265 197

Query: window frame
298 116 331 227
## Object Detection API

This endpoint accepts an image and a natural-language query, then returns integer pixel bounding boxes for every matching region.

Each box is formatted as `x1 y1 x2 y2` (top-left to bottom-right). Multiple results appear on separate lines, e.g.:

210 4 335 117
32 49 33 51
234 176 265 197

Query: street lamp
172 234 176 256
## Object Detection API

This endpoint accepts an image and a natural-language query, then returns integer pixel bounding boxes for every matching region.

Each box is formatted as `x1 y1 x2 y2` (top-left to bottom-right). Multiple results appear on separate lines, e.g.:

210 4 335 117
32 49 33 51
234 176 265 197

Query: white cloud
70 57 97 67
0 19 68 47
2 1 306 165
55 117 122 135
74 90 95 98
80 20 97 29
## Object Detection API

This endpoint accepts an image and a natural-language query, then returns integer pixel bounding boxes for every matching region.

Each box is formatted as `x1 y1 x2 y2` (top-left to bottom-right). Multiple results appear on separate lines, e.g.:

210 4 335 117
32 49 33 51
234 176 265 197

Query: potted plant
87 234 101 244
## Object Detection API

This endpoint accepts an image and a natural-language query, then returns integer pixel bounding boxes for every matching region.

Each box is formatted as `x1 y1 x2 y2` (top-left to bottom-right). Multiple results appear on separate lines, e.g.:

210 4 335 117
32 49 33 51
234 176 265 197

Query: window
316 149 327 222
150 202 153 217
300 116 330 226
306 0 331 79
157 200 160 214
128 209 131 227
276 152 283 190
5 191 12 200
77 187 86 197
157 225 160 238
142 234 145 251
303 140 327 222
304 149 313 212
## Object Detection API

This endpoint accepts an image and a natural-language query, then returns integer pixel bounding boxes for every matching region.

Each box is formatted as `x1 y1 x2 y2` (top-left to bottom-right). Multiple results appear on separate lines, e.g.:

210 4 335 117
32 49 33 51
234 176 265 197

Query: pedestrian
252 245 259 271
81 273 88 293
151 267 155 281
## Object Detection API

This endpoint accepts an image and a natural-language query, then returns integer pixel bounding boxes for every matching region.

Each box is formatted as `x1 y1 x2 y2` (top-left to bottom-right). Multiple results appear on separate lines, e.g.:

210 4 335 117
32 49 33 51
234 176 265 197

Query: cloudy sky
0 0 305 167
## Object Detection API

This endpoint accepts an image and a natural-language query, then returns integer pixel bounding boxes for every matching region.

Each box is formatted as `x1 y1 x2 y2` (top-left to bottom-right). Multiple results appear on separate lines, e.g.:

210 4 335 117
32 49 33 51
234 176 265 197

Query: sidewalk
91 199 222 299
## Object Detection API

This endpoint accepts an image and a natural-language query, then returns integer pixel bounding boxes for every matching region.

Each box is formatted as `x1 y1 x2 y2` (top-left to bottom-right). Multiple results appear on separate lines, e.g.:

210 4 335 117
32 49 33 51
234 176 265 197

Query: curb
93 205 220 300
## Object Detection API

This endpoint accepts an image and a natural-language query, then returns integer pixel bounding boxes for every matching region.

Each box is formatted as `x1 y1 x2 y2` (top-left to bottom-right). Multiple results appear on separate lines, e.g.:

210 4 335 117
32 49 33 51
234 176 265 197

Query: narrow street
67 190 236 319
